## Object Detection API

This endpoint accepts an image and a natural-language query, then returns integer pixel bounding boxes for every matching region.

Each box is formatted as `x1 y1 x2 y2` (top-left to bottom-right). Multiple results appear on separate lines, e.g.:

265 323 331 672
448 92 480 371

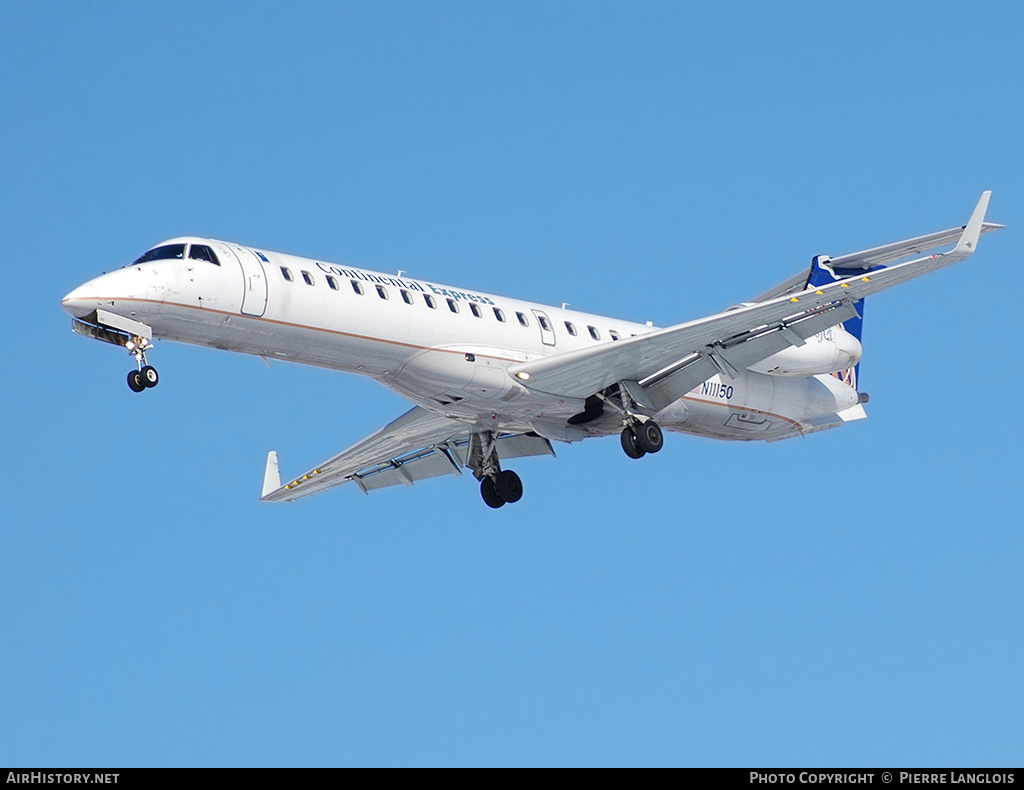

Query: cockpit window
133 244 186 265
188 244 220 265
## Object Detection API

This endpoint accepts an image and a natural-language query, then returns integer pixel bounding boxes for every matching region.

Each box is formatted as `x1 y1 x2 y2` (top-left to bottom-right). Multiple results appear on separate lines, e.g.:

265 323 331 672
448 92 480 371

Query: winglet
953 191 992 257
262 451 281 499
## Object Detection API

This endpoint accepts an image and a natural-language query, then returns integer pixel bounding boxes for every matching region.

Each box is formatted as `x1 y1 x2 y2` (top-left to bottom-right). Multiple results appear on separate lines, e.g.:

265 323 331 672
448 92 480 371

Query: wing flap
495 433 556 460
359 466 410 491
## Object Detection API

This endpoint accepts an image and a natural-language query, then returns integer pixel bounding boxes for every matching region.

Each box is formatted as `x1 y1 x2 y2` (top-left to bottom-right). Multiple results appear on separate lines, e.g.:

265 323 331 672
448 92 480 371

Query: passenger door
227 246 268 317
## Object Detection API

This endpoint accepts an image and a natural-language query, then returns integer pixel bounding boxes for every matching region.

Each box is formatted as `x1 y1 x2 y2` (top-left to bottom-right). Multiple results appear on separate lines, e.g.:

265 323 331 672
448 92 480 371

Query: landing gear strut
469 432 525 508
125 336 158 393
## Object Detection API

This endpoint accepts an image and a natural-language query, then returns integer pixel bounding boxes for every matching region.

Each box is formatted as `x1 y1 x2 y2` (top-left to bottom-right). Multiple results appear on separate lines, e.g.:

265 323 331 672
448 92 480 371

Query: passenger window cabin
564 321 577 336
609 330 620 341
493 308 506 322
326 275 339 291
447 299 459 313
376 285 388 300
588 326 600 340
351 280 364 295
280 267 293 282
401 290 413 304
469 303 481 318
516 312 529 327
424 295 436 309
301 271 314 286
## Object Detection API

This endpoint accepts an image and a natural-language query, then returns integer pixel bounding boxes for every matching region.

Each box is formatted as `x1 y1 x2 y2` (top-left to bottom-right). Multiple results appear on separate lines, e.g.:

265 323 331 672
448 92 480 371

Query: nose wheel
125 337 159 393
128 366 159 392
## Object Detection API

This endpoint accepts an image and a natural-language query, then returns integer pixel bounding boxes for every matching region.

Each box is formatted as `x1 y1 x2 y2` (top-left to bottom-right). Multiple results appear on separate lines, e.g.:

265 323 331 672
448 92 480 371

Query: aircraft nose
62 279 103 318
62 269 144 318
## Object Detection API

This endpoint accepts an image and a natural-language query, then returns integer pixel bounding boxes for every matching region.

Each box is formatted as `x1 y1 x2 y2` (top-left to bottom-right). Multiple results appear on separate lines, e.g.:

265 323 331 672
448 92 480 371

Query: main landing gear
621 420 664 459
125 336 159 393
480 470 523 509
599 382 665 460
468 431 524 509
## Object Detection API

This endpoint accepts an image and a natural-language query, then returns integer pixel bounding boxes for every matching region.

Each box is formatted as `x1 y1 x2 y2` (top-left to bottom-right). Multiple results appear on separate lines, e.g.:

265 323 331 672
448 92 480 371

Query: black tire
140 365 159 388
635 420 664 454
127 370 146 393
621 427 646 459
495 470 523 503
481 476 505 509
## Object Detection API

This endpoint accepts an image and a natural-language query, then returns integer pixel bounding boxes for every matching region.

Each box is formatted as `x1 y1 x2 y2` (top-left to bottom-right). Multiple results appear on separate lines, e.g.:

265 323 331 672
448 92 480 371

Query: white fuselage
62 237 863 444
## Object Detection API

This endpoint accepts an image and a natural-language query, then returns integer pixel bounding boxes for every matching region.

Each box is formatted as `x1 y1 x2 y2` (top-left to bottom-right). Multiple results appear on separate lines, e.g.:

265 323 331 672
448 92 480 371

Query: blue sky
2 1 1022 767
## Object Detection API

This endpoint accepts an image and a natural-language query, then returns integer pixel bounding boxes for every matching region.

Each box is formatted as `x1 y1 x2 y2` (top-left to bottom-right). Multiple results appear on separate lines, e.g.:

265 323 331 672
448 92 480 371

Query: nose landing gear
125 337 159 393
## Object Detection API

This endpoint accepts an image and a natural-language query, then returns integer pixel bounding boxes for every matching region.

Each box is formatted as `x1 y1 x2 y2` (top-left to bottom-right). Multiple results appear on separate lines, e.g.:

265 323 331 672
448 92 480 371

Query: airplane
62 192 1000 508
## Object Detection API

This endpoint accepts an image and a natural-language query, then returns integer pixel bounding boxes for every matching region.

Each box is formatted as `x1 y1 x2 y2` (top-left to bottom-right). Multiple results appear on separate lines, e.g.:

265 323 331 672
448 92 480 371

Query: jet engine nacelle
748 324 862 376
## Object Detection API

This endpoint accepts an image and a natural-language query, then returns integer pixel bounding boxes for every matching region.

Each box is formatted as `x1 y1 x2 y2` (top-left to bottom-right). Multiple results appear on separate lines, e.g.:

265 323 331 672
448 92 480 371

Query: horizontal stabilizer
837 403 867 422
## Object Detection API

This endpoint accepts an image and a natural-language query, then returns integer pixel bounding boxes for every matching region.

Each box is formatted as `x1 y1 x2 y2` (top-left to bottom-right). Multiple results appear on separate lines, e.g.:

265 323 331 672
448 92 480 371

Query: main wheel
127 370 146 392
621 427 646 459
140 365 159 388
495 470 523 503
481 476 505 509
635 420 664 454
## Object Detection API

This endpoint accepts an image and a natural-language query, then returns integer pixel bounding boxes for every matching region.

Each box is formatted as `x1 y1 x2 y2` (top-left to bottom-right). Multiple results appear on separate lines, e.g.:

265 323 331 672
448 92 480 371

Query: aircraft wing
261 405 554 502
751 221 1004 302
509 192 995 410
